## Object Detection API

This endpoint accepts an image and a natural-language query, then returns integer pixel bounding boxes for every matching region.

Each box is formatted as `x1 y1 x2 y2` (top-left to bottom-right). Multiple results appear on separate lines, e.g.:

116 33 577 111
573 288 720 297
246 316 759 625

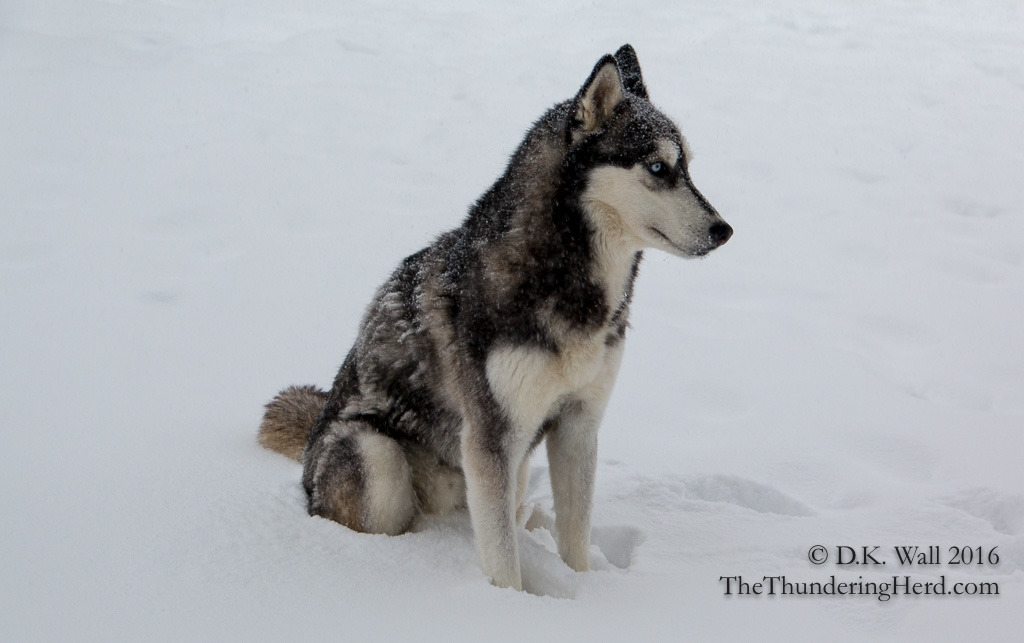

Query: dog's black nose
710 222 733 246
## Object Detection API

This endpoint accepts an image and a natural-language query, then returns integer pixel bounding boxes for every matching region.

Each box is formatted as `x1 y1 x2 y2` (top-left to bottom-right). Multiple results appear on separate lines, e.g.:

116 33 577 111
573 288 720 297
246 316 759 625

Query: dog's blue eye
648 161 664 175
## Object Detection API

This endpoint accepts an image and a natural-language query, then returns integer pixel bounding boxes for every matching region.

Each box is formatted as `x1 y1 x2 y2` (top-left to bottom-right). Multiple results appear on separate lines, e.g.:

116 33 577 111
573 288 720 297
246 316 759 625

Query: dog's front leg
468 344 566 589
461 418 522 590
547 346 622 572
546 405 599 572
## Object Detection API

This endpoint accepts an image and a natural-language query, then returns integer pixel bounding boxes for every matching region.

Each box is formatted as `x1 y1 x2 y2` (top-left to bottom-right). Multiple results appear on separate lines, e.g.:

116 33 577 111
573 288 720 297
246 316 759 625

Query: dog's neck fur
491 108 641 333
580 199 644 316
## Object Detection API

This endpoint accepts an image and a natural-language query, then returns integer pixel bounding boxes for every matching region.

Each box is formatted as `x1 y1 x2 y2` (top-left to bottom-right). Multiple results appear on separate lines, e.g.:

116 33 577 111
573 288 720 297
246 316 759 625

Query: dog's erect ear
573 54 625 133
614 44 648 99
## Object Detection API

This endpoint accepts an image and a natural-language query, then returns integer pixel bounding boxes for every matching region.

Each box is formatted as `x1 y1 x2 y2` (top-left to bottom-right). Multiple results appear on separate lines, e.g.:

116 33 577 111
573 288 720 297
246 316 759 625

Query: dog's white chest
484 334 617 433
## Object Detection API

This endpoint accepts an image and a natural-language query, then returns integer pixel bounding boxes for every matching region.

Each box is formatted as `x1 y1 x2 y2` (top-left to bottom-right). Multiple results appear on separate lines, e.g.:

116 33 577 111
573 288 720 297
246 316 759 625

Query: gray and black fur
260 45 732 589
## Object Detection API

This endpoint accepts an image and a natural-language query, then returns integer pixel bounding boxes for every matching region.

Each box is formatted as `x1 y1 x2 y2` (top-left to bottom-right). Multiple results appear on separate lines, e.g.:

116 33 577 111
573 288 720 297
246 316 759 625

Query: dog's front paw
562 547 591 573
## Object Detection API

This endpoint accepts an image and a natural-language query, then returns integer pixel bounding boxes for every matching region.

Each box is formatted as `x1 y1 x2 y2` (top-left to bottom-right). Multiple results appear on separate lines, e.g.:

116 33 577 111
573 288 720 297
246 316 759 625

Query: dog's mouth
648 226 687 252
648 226 713 257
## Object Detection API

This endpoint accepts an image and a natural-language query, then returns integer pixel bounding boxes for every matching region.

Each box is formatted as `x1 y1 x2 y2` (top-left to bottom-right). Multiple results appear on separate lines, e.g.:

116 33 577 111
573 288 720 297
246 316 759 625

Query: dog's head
570 45 732 258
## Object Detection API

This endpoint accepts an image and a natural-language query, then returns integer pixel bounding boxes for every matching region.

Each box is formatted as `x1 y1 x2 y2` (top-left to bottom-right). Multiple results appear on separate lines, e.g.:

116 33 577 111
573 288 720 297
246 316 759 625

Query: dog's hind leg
405 444 466 515
303 418 417 536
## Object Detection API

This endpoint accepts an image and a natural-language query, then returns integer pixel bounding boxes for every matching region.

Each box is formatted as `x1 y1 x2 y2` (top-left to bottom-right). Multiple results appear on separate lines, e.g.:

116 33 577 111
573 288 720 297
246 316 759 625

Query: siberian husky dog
259 45 732 590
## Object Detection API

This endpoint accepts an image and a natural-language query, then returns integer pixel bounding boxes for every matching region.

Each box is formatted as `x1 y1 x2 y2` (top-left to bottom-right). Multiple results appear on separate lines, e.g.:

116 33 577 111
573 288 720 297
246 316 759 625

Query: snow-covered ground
2 1 1022 640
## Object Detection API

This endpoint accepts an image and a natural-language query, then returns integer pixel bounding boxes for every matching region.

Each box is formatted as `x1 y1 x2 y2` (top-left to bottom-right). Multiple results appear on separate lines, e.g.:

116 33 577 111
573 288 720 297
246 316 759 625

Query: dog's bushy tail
258 385 329 462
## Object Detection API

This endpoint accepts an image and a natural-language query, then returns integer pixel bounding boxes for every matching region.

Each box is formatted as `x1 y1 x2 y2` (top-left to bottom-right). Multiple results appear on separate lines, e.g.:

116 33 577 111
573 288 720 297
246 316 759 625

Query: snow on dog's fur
259 45 732 590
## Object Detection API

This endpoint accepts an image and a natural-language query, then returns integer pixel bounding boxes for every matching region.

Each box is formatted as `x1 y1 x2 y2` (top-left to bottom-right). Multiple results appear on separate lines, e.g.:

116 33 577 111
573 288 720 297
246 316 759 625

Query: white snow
2 1 1022 640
